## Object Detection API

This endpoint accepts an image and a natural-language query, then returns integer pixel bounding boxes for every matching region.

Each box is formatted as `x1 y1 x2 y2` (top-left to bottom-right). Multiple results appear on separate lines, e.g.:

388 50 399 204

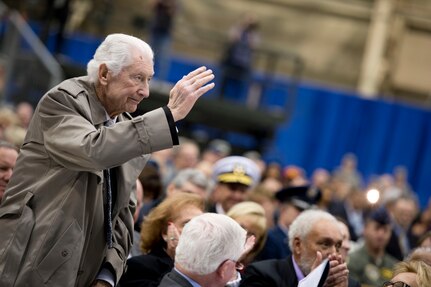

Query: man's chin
299 257 314 276
127 103 139 113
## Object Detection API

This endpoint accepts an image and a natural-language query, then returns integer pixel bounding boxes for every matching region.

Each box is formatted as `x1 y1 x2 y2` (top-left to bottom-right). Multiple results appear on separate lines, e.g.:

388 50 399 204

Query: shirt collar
174 268 202 287
292 256 305 281
215 203 226 215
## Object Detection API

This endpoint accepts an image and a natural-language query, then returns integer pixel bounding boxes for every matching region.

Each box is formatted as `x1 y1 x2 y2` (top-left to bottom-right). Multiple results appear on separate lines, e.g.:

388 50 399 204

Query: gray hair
288 209 338 250
171 168 212 194
86 33 153 83
175 213 247 275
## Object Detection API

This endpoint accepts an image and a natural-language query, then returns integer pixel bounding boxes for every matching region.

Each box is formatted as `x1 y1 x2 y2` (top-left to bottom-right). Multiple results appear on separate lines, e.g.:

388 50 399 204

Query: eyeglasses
382 281 411 287
234 261 244 271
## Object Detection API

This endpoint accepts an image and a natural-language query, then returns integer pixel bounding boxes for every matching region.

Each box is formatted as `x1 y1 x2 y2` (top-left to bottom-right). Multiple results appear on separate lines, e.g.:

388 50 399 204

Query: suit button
61 249 69 257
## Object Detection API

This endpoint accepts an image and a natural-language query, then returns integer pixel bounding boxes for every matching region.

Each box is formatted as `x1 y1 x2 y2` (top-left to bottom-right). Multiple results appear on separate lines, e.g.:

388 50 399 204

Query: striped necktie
104 118 115 248
104 168 113 249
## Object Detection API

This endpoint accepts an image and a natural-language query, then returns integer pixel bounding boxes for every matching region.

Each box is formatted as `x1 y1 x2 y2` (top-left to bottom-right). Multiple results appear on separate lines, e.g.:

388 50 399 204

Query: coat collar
76 76 133 126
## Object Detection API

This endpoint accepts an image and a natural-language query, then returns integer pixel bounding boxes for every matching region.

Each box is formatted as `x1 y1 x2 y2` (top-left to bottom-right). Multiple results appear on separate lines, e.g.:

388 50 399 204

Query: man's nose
4 169 13 180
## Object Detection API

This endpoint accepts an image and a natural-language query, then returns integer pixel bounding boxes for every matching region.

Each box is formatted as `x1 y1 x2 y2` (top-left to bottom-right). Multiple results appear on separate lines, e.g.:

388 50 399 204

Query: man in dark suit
240 209 349 287
257 185 320 260
159 213 254 287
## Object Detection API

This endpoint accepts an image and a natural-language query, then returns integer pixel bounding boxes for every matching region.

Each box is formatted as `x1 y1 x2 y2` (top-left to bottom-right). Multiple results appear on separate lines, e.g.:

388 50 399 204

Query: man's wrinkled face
295 219 343 275
100 49 154 117
0 147 18 201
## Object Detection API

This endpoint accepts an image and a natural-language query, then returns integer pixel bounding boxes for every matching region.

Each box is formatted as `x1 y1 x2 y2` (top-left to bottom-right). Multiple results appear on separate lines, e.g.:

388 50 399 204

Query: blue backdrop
264 82 431 209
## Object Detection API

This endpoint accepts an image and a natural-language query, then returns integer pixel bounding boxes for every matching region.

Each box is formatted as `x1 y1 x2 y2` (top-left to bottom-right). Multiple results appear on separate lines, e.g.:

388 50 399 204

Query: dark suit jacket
119 246 174 287
240 256 329 287
240 257 298 287
327 201 363 242
255 225 290 261
158 269 194 287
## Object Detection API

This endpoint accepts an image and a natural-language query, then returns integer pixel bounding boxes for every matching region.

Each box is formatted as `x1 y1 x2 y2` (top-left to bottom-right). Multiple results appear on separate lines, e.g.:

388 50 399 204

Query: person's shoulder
159 269 193 287
247 257 290 273
56 76 91 98
267 226 286 238
127 252 173 269
241 258 294 287
41 76 90 103
348 246 369 267
383 252 399 266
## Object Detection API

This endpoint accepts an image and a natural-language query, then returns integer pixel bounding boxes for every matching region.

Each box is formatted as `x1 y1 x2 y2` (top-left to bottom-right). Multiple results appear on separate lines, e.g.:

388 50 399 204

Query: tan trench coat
0 77 175 286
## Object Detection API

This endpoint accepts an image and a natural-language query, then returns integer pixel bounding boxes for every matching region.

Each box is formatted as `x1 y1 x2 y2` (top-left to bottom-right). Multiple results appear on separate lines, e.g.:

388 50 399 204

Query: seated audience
417 231 431 248
408 247 431 266
348 208 398 287
200 139 231 165
136 167 210 229
257 185 319 260
119 192 205 287
0 140 19 202
227 201 267 266
383 260 431 287
162 137 200 188
247 183 278 229
240 209 348 287
338 219 361 287
158 213 254 287
208 156 261 214
386 196 419 261
328 187 368 242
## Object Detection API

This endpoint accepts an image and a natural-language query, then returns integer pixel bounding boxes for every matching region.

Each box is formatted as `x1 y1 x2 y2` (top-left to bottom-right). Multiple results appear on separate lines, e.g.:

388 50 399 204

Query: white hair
175 213 247 275
86 33 153 83
288 209 338 250
171 168 213 193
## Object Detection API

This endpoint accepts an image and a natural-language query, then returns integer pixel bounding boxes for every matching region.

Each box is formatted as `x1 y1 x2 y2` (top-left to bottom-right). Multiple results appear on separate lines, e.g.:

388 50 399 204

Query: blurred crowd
114 133 430 286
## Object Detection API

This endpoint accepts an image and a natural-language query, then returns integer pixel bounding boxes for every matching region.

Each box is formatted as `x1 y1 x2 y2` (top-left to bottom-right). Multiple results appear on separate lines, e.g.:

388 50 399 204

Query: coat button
61 249 69 257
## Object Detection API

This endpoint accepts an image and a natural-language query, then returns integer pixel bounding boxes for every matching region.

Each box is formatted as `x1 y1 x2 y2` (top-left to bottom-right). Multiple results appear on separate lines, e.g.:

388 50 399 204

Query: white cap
212 156 261 187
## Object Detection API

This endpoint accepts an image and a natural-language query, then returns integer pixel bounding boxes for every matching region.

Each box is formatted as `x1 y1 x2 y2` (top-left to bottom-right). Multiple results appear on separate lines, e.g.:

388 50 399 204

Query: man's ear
216 260 230 279
293 237 302 256
98 63 109 85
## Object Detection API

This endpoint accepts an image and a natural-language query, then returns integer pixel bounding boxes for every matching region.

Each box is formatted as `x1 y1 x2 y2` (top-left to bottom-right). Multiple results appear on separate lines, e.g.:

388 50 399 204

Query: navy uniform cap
275 185 321 211
367 207 391 225
212 156 261 187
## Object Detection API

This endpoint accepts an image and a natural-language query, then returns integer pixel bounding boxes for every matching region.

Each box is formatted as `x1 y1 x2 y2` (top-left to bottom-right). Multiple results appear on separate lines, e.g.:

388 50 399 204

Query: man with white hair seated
158 213 254 287
240 209 350 287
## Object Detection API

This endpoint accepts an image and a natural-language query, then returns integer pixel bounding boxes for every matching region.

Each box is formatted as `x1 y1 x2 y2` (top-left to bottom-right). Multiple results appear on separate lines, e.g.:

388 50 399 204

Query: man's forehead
309 220 342 240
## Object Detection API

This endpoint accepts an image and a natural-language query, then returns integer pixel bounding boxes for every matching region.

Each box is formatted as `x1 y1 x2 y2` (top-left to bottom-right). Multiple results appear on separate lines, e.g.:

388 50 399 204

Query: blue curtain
264 83 431 208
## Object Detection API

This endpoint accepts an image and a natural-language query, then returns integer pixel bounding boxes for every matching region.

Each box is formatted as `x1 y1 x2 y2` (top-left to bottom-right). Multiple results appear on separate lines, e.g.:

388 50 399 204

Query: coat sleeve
38 87 174 171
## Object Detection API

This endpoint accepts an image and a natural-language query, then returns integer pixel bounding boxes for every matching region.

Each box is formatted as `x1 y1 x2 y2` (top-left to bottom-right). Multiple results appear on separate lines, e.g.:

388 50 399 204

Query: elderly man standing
0 33 214 287
158 213 254 287
240 209 349 287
